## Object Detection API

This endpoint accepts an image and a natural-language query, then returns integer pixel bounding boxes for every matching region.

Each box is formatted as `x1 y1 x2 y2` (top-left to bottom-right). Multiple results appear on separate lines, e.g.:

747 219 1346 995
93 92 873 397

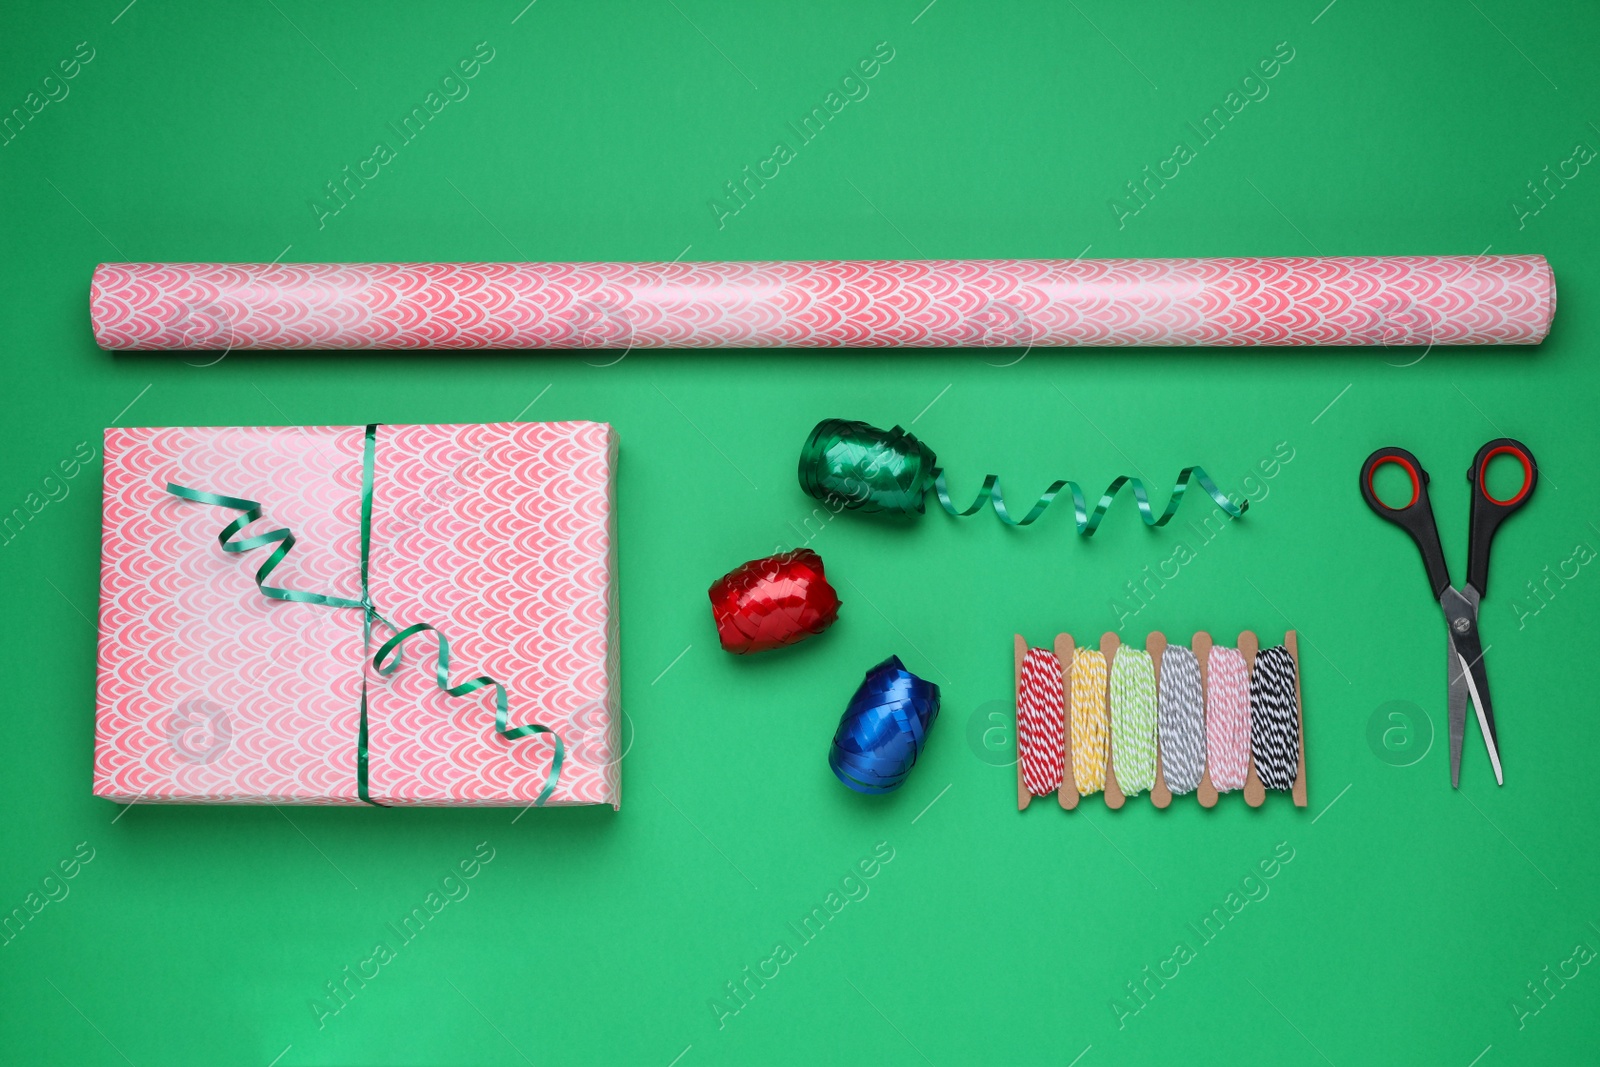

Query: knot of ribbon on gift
166 423 564 806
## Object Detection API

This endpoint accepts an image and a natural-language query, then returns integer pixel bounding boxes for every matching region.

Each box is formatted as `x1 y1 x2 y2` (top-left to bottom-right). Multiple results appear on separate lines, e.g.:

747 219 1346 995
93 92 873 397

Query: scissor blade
1457 648 1504 785
1440 586 1504 787
1446 635 1468 788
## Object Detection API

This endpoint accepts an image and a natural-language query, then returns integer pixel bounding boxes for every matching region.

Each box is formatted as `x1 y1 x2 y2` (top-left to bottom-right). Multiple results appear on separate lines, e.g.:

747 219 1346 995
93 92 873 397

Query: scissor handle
1466 438 1537 597
1360 446 1451 599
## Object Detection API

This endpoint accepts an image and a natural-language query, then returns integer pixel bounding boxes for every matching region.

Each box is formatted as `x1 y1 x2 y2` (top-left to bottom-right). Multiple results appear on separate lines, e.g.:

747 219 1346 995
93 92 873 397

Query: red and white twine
1016 647 1066 795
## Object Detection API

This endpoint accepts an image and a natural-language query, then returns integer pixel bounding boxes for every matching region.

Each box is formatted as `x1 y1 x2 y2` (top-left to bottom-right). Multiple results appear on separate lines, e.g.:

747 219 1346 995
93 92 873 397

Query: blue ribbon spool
829 656 941 794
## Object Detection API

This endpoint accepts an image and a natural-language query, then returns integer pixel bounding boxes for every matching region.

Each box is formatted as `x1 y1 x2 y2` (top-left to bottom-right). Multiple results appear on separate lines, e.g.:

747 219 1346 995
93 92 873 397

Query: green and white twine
1109 648 1158 794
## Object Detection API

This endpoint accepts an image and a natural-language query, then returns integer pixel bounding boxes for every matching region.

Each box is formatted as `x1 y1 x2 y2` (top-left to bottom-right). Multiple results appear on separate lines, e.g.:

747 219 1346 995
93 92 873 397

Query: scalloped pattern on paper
90 257 1553 350
93 421 618 807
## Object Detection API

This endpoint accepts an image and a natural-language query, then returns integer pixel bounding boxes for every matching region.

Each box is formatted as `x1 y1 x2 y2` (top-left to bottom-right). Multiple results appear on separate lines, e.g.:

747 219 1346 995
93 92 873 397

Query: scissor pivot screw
1452 617 1471 634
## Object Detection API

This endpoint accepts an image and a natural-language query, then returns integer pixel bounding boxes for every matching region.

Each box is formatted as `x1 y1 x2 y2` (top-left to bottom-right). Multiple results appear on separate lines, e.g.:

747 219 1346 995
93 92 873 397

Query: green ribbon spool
798 419 937 514
797 417 1248 532
166 423 564 807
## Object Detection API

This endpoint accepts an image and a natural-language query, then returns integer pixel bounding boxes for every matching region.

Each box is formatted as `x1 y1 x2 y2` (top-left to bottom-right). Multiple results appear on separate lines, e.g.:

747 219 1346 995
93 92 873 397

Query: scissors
1359 439 1537 787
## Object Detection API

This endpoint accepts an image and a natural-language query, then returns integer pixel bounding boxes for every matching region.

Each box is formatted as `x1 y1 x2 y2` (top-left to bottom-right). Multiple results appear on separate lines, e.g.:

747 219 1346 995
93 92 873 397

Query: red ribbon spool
707 548 842 654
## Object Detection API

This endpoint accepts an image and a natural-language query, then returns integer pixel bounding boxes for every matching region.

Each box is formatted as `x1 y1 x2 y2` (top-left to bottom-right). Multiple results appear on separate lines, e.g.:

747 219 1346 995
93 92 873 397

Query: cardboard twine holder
1013 631 1307 811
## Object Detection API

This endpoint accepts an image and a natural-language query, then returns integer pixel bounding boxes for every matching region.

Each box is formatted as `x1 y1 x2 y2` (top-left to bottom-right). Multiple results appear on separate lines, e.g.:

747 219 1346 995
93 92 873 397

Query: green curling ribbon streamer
166 423 564 807
798 417 1248 532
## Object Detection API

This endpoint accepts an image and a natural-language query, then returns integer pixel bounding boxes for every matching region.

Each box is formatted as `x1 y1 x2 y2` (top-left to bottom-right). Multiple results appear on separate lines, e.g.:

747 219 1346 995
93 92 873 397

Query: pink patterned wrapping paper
89 256 1553 350
93 421 619 808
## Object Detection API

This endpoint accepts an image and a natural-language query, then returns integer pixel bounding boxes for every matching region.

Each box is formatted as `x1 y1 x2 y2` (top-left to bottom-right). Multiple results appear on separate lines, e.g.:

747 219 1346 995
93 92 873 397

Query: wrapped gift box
93 421 619 807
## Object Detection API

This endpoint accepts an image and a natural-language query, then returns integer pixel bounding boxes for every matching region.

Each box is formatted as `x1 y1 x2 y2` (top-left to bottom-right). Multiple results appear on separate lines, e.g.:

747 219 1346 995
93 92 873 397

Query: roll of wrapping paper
90 256 1554 350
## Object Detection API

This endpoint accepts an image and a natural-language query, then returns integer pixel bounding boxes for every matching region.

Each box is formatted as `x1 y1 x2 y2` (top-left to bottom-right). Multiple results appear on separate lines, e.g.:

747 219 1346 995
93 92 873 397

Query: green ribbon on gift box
166 423 564 807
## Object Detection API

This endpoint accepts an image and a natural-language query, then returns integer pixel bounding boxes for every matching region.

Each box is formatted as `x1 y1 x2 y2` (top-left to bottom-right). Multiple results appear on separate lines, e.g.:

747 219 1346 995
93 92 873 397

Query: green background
2 0 1597 1063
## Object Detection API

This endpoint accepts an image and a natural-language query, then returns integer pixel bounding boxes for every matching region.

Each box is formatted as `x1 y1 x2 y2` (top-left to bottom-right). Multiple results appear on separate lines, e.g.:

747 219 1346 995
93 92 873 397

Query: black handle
1466 438 1537 597
1360 446 1451 599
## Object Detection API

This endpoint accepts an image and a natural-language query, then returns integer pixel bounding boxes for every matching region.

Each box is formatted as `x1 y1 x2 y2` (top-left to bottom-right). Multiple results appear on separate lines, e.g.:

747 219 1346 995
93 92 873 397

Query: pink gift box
93 421 619 808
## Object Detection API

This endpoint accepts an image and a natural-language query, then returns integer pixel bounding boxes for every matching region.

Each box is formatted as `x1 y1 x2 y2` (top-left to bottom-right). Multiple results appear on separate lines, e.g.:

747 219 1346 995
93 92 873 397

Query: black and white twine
1249 645 1301 791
